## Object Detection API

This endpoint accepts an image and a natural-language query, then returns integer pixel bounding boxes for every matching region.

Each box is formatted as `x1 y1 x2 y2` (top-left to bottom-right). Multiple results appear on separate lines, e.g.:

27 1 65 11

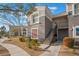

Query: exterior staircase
43 22 57 45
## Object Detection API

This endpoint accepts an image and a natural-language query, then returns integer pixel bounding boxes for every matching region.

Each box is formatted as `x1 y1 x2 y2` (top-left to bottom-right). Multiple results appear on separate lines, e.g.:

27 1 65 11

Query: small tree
0 26 6 37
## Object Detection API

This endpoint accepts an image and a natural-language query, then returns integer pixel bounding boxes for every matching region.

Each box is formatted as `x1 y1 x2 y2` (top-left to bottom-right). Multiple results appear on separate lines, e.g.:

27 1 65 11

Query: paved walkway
39 44 61 56
0 37 61 56
0 38 30 56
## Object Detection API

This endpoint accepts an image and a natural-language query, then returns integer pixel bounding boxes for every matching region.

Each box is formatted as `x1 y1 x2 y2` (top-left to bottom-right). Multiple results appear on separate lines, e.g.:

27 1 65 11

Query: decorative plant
19 36 25 42
31 39 40 49
27 38 40 50
27 37 32 48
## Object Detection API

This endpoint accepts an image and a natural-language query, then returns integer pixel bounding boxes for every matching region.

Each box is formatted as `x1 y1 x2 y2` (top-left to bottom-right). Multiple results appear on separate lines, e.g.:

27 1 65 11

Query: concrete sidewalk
0 38 30 56
39 44 61 56
0 43 30 56
0 37 61 56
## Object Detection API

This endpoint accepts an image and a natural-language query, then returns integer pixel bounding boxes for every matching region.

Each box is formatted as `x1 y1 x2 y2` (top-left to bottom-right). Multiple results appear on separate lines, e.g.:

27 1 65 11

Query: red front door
31 28 38 39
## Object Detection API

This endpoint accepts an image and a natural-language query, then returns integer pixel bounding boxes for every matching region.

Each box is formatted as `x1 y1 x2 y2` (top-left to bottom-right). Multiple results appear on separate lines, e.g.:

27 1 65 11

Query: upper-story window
32 13 39 24
74 4 79 15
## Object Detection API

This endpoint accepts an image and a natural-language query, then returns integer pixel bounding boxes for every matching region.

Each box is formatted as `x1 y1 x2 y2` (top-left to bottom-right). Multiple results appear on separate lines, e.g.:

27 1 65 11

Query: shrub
27 38 40 49
19 36 25 42
31 39 40 49
63 37 74 48
26 37 32 48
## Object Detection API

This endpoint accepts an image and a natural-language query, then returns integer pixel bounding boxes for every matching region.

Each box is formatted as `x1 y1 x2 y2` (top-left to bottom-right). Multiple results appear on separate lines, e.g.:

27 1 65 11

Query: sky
36 3 66 15
0 3 66 31
48 3 66 15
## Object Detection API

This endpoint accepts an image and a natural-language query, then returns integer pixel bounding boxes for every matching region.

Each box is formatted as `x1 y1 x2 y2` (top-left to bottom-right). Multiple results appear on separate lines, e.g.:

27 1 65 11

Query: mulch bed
3 37 44 56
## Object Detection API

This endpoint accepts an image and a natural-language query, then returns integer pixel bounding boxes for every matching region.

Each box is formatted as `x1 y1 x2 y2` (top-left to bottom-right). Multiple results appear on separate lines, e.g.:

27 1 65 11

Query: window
32 13 39 24
76 28 79 36
23 31 26 35
23 28 26 35
73 26 79 38
74 4 79 15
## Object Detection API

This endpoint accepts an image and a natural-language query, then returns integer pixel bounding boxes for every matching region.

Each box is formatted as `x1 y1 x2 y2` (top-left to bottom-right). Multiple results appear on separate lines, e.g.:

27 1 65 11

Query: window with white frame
74 4 79 15
76 28 79 36
73 26 79 38
32 13 39 24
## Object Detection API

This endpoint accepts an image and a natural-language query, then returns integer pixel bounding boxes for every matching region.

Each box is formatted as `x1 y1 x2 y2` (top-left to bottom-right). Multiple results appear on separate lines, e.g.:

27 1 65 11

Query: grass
3 37 44 56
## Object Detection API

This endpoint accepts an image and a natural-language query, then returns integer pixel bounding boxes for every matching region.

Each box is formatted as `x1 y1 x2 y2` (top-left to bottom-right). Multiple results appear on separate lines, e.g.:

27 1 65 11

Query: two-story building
27 6 69 42
10 4 79 43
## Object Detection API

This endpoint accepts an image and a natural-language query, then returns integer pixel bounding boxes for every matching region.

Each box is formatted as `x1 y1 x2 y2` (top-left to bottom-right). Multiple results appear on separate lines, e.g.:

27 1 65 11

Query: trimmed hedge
63 37 74 48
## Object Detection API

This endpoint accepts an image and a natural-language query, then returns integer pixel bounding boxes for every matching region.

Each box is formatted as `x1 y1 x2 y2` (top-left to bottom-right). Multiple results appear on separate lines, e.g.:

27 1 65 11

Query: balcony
58 22 68 29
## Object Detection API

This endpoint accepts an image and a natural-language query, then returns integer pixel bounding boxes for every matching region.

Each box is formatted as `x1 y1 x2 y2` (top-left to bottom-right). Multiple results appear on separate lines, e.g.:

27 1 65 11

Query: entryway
57 28 68 41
